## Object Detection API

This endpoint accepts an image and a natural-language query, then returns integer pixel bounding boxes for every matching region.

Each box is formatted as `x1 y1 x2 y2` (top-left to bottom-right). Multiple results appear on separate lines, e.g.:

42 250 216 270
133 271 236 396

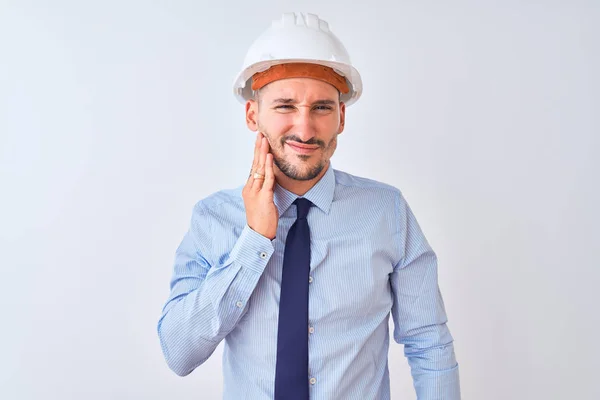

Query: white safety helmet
233 12 363 106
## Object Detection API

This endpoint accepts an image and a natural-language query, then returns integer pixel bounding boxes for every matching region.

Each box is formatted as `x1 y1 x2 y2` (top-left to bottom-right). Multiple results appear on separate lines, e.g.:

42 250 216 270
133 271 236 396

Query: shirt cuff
226 224 275 274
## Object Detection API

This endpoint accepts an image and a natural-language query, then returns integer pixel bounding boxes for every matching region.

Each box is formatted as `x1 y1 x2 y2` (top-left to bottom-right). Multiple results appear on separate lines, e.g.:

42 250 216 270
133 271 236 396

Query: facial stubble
259 125 337 182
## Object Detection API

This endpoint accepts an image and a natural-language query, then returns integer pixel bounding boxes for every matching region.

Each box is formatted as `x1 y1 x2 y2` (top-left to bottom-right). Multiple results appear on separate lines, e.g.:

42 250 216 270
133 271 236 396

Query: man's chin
273 154 325 180
284 164 324 181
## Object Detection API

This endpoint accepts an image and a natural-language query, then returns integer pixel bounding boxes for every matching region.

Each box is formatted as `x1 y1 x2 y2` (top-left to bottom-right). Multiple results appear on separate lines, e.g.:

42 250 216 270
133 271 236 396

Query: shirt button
309 377 316 385
308 326 314 334
308 276 313 283
236 301 243 308
259 252 267 259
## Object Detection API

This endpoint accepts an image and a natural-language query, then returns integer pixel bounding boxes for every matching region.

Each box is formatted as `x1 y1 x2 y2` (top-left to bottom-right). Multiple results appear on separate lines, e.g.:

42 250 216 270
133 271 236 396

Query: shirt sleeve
157 201 274 376
390 191 461 399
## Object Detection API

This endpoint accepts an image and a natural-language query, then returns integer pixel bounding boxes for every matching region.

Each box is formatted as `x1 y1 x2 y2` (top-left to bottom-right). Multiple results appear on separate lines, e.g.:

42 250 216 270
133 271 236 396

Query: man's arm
390 191 461 399
157 201 274 376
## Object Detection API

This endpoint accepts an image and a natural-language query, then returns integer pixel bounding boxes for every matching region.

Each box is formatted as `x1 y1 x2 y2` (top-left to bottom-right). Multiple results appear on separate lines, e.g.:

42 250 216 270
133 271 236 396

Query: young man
158 12 461 400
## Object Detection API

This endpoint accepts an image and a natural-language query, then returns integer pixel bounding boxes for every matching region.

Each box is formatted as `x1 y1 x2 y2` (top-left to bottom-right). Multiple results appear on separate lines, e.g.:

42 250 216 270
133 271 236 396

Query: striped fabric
157 163 461 399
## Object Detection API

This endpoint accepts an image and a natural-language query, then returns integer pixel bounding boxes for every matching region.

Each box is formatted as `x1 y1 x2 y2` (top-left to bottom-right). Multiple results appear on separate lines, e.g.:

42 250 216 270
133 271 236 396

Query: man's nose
292 108 317 142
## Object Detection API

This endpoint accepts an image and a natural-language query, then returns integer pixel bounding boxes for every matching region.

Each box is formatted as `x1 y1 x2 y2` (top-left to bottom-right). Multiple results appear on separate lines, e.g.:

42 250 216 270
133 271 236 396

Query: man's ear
338 101 346 134
246 100 258 131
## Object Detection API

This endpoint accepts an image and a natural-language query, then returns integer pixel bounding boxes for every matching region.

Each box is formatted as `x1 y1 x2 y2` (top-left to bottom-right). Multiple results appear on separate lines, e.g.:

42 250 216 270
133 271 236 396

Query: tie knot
294 197 312 219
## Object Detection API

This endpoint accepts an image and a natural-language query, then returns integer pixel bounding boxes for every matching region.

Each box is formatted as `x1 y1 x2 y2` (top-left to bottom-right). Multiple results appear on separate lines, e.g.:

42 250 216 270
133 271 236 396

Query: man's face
246 77 346 181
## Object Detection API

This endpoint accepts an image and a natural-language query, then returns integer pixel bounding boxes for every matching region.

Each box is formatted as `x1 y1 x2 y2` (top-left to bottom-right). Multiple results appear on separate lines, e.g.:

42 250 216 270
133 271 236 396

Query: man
158 12 461 400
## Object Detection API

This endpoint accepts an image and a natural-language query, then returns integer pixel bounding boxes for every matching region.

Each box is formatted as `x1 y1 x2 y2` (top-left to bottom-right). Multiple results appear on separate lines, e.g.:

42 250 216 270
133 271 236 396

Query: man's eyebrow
313 99 337 106
271 98 297 105
270 98 338 106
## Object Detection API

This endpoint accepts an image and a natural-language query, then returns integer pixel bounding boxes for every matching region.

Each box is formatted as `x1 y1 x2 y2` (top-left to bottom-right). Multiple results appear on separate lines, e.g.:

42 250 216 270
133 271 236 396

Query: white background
1 1 598 399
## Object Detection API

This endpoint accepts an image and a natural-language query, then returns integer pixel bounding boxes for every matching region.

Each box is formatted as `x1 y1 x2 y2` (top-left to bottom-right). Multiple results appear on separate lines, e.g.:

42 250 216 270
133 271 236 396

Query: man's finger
251 137 268 191
246 133 262 188
262 153 275 192
252 132 262 169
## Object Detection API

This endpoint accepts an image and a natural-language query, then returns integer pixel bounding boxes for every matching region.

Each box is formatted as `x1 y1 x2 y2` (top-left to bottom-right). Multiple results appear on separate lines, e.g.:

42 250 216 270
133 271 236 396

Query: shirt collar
273 162 335 217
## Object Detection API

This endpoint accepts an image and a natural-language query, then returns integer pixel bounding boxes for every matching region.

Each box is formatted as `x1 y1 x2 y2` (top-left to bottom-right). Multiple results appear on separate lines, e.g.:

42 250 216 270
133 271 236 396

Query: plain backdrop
1 1 598 399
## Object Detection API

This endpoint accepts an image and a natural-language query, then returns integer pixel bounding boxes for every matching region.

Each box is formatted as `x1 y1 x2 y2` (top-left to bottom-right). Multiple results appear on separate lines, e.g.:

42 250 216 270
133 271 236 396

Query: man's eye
314 106 333 111
275 105 294 110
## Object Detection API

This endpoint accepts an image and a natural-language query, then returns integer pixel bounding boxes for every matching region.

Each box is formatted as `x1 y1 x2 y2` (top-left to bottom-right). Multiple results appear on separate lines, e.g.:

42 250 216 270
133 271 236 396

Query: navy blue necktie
274 197 313 400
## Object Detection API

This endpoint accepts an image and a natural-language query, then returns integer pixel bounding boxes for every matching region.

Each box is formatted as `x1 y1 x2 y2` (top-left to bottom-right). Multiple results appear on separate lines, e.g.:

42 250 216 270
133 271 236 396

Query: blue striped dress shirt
157 162 461 399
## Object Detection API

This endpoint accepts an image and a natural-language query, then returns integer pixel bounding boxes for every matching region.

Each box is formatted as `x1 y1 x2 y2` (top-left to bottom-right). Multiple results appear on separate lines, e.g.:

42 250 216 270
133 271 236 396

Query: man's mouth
286 142 319 154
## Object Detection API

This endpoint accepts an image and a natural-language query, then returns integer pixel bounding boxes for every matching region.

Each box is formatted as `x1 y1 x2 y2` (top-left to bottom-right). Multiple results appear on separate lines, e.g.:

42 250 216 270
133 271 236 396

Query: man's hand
242 132 278 240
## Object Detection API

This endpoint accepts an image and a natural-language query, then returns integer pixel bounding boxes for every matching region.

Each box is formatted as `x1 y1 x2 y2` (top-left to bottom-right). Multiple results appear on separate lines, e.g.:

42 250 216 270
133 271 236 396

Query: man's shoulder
192 185 244 215
333 168 402 196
